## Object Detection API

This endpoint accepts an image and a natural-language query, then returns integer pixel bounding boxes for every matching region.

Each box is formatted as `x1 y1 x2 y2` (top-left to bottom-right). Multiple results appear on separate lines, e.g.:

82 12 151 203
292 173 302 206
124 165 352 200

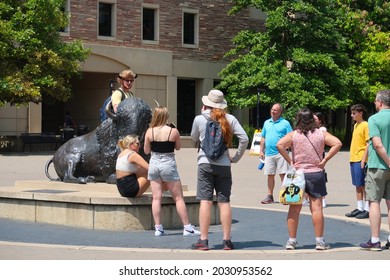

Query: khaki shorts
264 153 290 175
365 168 390 201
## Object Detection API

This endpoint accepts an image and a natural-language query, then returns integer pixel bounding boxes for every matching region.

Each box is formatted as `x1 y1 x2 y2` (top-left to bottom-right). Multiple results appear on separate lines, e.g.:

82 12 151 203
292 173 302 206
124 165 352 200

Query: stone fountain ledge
0 180 218 231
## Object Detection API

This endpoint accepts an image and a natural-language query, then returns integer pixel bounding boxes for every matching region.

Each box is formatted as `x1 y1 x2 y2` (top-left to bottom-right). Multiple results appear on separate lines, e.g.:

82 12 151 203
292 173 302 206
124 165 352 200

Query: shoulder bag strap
304 134 322 161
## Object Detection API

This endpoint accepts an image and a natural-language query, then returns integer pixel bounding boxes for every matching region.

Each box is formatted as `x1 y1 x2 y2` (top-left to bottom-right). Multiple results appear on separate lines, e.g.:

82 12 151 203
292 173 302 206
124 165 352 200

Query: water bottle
258 158 265 170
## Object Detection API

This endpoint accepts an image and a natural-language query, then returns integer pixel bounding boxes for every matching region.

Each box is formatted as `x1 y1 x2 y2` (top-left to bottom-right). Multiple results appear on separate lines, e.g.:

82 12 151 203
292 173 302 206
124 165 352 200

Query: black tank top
150 127 175 153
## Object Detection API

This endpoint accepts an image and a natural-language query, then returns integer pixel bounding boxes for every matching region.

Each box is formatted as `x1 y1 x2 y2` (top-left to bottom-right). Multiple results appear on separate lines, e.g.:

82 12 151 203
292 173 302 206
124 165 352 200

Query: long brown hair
149 106 169 127
211 108 233 147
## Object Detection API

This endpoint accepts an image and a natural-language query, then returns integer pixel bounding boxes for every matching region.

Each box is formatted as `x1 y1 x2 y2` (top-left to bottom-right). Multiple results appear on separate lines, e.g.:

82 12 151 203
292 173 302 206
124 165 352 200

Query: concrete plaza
0 149 389 260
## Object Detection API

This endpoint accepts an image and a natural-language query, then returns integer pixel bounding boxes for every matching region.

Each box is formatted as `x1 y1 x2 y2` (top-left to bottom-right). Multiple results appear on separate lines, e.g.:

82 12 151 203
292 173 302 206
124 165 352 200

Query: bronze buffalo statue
45 97 152 184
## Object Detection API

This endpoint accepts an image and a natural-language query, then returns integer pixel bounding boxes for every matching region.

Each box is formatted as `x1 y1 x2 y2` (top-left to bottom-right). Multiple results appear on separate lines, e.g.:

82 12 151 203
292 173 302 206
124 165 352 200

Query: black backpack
100 89 126 122
201 115 227 160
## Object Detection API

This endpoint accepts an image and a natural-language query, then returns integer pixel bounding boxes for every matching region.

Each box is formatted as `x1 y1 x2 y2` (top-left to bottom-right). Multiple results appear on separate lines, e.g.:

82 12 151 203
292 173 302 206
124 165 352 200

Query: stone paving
0 149 389 260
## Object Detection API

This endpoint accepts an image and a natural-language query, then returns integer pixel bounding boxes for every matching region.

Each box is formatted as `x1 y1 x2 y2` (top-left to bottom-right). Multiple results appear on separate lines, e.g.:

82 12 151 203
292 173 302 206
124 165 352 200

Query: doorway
42 99 64 134
177 79 196 135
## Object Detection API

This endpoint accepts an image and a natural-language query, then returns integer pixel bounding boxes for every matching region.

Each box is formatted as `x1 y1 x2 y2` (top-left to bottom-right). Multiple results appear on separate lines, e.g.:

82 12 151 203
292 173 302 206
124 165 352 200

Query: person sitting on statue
112 69 137 113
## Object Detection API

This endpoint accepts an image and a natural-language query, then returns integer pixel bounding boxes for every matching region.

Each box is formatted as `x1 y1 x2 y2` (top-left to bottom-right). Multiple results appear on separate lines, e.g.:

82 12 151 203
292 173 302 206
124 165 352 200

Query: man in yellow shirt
346 104 369 219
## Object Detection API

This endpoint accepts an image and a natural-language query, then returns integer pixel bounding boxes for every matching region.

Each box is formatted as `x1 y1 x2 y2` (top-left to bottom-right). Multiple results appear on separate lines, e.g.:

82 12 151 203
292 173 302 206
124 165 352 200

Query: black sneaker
223 239 234 250
359 239 382 251
191 239 209 250
355 210 369 219
385 240 390 250
345 209 362 218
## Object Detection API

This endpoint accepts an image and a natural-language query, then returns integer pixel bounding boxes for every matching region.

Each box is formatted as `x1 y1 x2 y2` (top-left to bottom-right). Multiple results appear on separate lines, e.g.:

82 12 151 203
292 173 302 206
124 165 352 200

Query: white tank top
115 151 139 173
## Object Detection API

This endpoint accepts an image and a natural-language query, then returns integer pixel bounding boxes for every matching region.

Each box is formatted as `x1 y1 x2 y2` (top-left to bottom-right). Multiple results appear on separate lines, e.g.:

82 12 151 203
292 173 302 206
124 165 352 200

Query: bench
21 132 61 152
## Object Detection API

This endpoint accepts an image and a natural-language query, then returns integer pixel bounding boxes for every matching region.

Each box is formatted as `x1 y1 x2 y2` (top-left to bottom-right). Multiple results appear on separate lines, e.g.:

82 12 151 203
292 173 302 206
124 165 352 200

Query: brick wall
63 0 264 62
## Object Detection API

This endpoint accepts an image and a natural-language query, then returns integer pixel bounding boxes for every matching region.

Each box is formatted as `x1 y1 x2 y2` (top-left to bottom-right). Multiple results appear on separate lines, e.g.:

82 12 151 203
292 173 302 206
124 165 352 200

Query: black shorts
116 174 139 197
304 171 327 198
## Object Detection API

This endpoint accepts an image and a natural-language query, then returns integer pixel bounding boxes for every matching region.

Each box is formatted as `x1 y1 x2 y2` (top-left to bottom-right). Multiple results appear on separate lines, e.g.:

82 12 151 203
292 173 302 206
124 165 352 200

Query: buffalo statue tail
45 158 61 181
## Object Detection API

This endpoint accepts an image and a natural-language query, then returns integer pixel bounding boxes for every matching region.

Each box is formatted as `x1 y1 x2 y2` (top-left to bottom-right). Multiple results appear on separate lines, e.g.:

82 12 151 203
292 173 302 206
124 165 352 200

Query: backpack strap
197 114 208 153
117 88 126 101
117 88 134 100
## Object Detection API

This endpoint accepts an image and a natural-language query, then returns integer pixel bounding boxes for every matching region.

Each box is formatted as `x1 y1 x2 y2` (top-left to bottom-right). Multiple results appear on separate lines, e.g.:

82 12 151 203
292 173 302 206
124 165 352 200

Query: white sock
364 201 370 212
388 235 390 242
155 224 163 231
184 224 193 230
371 237 380 243
288 237 297 242
316 237 324 243
357 200 364 211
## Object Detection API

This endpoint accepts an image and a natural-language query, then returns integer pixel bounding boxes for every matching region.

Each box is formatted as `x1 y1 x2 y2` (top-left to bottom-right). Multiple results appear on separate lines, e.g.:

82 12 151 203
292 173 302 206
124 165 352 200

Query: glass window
99 3 113 37
183 12 196 45
143 8 155 41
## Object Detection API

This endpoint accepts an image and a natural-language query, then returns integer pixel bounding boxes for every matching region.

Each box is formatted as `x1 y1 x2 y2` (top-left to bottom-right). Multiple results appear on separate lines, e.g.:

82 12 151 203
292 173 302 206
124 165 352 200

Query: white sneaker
183 225 201 236
286 240 297 250
322 199 327 208
315 241 330 250
302 199 309 206
155 226 164 237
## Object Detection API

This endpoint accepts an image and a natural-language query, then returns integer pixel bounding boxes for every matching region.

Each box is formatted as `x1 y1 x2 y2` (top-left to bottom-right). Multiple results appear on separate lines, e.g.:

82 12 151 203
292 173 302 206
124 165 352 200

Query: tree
0 0 90 107
218 0 389 119
336 0 390 97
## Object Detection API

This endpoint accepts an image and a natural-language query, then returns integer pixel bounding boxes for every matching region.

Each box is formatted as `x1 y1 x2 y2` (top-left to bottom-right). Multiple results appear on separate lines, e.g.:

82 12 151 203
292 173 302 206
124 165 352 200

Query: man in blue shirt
260 103 293 204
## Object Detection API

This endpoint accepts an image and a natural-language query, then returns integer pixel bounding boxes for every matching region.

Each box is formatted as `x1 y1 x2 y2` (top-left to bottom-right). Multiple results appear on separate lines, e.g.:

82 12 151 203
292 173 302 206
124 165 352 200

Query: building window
59 0 70 34
143 7 158 41
183 10 198 46
99 2 115 37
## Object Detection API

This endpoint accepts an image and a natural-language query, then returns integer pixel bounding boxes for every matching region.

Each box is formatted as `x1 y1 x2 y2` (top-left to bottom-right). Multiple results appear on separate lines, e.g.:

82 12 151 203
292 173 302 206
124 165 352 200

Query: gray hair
273 103 284 113
376 89 390 107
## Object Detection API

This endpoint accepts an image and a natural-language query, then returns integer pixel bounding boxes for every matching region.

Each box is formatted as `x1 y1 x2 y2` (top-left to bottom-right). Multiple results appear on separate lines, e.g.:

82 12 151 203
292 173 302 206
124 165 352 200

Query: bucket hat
202 89 227 109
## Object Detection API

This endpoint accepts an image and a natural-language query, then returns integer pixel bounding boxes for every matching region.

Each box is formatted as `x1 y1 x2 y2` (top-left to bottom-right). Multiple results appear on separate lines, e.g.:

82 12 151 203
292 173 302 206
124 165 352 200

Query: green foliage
0 0 90 107
220 0 389 119
232 124 257 148
336 0 390 100
359 31 390 96
328 127 346 146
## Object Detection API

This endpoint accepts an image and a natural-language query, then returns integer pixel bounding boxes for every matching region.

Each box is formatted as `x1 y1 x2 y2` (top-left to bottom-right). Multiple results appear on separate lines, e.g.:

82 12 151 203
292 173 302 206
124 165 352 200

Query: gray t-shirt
190 109 249 166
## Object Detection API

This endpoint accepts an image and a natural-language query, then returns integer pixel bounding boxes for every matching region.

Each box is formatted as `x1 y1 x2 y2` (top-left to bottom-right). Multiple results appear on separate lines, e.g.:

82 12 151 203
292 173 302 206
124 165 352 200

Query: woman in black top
144 106 200 237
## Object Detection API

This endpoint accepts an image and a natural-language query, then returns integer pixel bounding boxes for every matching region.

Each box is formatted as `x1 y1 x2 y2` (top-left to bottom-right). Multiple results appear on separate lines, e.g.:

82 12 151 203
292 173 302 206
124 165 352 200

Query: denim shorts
148 152 180 182
350 161 366 187
196 163 232 202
